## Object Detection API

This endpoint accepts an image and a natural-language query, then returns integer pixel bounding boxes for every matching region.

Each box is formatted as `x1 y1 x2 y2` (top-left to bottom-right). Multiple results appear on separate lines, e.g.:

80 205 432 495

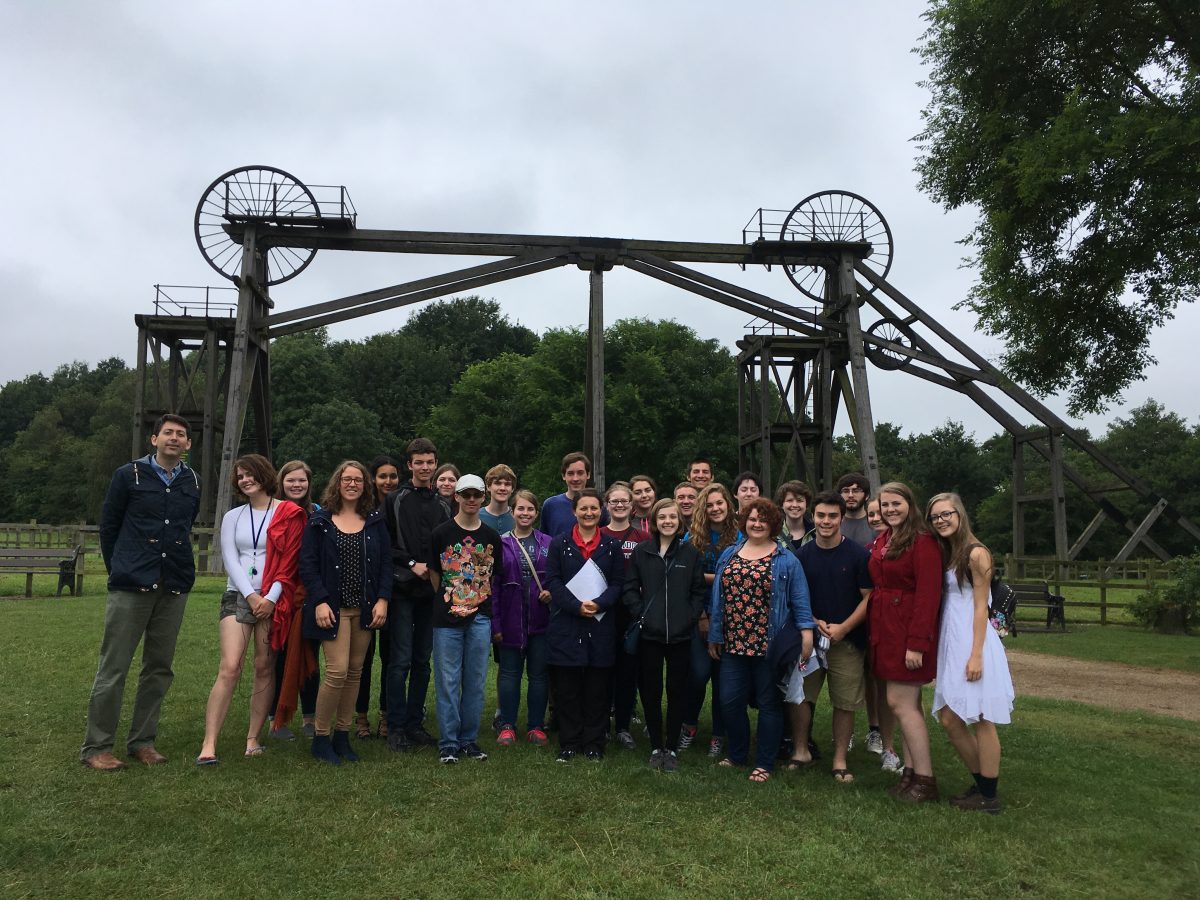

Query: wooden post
1099 559 1108 625
1011 437 1025 578
837 256 880 496
1048 429 1069 581
585 268 606 491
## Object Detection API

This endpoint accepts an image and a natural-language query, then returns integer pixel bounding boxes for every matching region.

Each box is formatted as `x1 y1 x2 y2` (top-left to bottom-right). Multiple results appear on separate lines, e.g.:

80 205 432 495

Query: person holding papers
545 488 625 763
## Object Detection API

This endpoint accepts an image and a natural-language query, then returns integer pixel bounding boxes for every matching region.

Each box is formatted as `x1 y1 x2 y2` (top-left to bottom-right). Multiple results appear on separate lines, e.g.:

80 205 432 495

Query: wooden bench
1009 580 1066 634
0 546 85 597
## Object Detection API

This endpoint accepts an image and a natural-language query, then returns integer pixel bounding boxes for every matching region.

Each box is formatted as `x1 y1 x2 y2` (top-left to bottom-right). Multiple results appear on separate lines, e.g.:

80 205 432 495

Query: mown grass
1 577 1198 898
1009 624 1200 672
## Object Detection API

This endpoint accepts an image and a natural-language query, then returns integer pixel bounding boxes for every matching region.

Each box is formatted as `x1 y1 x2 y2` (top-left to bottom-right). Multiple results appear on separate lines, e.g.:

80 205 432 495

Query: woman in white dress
927 492 1014 815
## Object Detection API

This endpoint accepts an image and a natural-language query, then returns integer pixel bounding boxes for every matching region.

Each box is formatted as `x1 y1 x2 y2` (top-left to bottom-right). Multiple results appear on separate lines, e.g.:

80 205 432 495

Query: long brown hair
878 481 927 559
926 492 992 585
320 461 375 518
691 484 739 556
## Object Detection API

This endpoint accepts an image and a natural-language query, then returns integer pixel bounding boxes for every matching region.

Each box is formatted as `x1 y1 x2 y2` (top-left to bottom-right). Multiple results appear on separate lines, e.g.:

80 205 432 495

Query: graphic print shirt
430 519 502 627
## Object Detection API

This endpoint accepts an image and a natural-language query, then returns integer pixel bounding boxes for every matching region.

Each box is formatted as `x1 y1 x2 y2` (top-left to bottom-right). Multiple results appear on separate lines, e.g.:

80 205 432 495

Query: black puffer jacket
99 455 201 593
622 536 706 645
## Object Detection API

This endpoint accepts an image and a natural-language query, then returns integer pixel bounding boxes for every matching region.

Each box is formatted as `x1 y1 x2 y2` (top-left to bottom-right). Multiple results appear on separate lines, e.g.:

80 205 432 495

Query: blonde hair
691 484 739 556
926 492 991 585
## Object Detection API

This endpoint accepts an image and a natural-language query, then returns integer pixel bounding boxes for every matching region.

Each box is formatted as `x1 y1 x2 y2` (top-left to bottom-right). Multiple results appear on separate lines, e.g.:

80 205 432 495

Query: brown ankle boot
887 767 915 798
898 773 940 804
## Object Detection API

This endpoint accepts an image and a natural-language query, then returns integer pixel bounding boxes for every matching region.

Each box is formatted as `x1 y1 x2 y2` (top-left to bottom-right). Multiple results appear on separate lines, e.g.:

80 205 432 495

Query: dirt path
1006 648 1200 722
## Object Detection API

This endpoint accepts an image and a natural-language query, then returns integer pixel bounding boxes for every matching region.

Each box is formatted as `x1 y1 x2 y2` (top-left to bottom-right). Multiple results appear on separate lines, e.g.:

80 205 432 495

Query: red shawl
264 500 307 652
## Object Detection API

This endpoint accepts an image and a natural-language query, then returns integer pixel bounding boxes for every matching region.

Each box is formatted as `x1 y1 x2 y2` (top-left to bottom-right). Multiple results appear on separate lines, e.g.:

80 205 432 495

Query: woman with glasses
708 498 814 783
299 461 392 764
926 492 1014 814
868 481 943 803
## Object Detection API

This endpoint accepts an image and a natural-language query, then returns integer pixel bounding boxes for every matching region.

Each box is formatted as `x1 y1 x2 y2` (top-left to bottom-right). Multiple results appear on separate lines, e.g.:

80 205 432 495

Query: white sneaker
880 749 903 773
865 729 884 755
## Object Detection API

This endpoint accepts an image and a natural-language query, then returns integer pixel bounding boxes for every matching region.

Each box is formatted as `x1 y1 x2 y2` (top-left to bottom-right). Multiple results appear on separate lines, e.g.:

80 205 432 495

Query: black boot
331 730 359 762
311 733 342 765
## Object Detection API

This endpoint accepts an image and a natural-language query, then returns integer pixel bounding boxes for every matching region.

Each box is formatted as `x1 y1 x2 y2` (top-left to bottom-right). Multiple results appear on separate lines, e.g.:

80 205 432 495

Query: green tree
424 319 739 502
274 399 400 489
916 0 1200 414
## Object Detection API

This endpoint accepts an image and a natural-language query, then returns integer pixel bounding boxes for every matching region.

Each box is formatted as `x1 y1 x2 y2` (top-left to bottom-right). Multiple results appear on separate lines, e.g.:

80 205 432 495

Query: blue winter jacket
708 540 815 649
545 532 625 667
300 507 394 641
99 454 201 593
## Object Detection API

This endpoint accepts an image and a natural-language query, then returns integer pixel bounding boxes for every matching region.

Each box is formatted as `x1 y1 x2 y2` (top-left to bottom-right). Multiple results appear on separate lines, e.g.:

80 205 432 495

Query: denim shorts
219 589 259 625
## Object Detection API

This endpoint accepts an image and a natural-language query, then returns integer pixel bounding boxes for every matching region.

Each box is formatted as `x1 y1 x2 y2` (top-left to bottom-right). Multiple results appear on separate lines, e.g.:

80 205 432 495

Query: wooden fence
0 522 221 575
1001 555 1166 626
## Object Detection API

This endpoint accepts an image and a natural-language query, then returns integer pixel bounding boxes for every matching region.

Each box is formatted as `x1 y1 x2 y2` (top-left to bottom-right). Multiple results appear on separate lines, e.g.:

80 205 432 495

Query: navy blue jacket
300 507 394 641
99 454 200 593
545 533 625 667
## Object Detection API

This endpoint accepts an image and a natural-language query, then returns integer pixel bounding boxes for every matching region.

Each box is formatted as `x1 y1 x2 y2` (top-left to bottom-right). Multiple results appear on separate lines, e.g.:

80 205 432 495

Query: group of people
80 414 1015 814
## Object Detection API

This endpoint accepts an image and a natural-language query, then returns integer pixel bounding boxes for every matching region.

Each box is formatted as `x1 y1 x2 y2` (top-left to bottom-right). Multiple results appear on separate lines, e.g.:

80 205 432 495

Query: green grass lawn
2 577 1198 898
1007 624 1200 672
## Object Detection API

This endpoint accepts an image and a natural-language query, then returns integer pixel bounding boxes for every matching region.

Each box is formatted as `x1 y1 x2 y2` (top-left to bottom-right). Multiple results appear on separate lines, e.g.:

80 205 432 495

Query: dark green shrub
1130 554 1200 634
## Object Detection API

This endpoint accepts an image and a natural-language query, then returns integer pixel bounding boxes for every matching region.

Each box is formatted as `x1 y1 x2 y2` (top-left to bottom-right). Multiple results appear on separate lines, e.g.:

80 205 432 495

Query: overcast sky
2 0 1195 442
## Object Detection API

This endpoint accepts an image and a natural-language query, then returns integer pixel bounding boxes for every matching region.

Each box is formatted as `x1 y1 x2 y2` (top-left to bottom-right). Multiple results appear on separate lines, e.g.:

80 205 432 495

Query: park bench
0 546 85 597
1009 580 1067 634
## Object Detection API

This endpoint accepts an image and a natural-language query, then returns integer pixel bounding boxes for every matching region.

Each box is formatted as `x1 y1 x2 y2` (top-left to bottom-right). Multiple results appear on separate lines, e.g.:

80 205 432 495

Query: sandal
748 767 771 783
195 755 219 767
377 719 388 739
355 714 371 740
717 758 742 768
832 768 855 784
244 745 265 757
783 757 816 771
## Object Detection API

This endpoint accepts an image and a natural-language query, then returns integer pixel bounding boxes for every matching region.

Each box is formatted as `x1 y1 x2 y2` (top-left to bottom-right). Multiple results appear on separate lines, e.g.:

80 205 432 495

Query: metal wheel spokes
865 317 915 370
780 190 894 302
194 165 319 285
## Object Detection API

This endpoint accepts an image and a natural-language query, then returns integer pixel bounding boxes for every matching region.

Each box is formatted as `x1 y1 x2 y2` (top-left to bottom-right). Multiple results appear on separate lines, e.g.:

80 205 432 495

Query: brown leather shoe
887 766 915 798
129 746 167 766
897 773 940 804
81 752 126 771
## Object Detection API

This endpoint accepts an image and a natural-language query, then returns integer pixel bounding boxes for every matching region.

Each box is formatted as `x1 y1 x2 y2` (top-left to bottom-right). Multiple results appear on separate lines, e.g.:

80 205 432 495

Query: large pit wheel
779 190 894 302
194 165 319 285
865 317 916 370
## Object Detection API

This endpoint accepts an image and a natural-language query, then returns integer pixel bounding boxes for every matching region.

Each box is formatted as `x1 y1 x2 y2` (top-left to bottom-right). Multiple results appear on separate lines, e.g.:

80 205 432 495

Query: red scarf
264 500 308 652
572 524 601 560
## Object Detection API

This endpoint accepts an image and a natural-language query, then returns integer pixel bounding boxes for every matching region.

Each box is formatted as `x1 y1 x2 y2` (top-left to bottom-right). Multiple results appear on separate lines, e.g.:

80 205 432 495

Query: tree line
1 297 1195 559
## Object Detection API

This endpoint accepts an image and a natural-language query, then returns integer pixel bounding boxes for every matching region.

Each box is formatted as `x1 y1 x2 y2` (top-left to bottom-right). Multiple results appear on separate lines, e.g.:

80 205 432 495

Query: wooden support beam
585 268 606 491
1112 499 1168 563
1068 510 1108 561
838 256 880 496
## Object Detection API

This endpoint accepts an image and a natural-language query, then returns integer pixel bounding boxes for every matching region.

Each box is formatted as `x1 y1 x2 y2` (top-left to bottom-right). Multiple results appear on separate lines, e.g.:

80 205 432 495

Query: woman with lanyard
623 497 707 772
300 460 392 764
492 490 553 747
545 488 625 762
197 454 284 764
601 481 648 752
678 483 741 757
708 497 814 783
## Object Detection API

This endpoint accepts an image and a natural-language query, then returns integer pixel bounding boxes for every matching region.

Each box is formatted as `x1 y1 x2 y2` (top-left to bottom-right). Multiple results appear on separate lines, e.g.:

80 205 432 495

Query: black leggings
637 639 691 752
271 641 319 719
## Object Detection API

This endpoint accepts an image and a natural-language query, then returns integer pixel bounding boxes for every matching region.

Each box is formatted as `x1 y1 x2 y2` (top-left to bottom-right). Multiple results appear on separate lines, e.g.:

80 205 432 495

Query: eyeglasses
929 510 958 524
840 487 865 495
340 477 365 485
608 499 631 505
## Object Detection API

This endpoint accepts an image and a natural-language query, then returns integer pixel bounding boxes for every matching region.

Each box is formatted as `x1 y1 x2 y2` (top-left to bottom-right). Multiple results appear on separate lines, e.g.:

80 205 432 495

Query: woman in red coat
868 481 943 804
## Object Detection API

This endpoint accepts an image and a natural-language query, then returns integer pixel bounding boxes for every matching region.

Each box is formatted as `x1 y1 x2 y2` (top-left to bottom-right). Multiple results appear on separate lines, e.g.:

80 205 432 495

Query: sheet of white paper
566 558 608 605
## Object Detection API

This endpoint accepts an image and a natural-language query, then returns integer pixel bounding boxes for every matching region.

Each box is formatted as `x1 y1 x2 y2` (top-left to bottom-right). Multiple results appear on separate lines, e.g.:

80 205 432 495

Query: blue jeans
386 588 434 733
432 616 492 752
684 628 724 736
497 635 548 731
719 653 783 771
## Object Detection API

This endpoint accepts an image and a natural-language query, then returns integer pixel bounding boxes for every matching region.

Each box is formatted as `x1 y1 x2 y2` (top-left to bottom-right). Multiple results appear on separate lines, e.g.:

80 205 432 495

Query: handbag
988 574 1017 639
